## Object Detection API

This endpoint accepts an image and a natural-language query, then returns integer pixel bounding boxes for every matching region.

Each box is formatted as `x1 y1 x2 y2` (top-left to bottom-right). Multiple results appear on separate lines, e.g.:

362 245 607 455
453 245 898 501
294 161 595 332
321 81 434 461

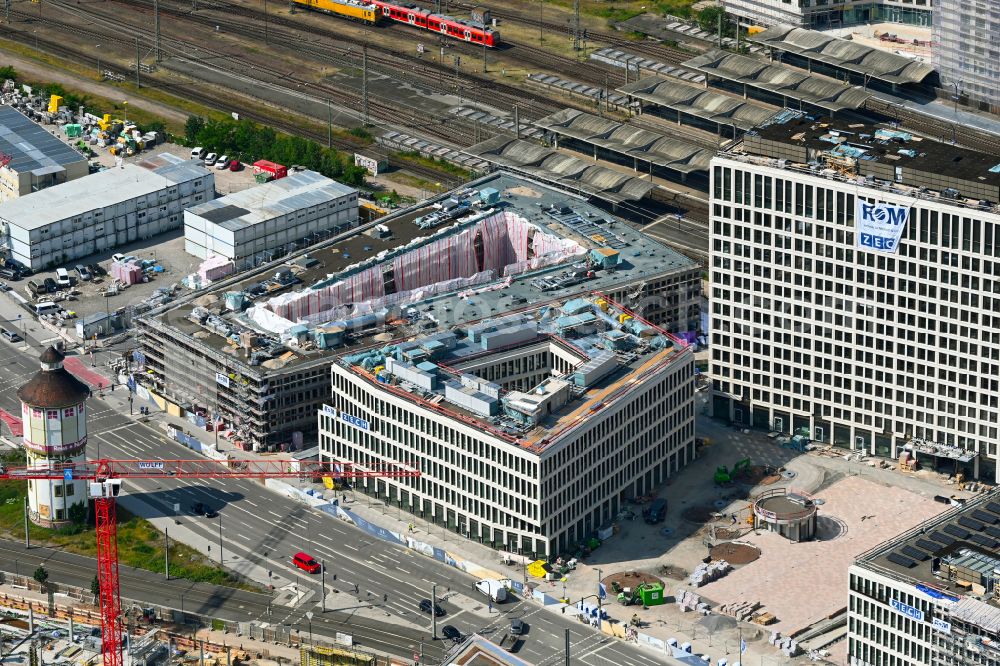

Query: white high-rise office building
709 114 1000 481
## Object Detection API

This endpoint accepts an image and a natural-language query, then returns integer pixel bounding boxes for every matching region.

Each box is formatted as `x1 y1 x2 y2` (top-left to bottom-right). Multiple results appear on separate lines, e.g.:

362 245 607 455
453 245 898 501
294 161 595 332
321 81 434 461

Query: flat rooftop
146 171 699 375
0 154 211 230
746 115 1000 186
0 105 87 174
186 170 356 231
732 112 1000 206
337 292 687 450
857 488 1000 609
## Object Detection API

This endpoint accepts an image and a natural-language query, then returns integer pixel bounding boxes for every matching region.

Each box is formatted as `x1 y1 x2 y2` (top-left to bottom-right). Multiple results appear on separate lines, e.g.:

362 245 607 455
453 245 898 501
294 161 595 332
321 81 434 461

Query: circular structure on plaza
752 488 818 542
709 542 761 565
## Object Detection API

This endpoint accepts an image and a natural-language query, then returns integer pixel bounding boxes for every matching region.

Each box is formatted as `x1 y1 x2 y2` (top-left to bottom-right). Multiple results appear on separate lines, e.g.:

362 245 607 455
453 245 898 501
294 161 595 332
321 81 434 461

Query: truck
475 579 508 603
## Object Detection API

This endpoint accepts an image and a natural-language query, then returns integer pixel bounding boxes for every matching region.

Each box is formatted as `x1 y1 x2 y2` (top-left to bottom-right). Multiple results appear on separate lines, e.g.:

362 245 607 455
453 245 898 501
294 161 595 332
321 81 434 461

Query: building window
46 410 58 419
63 407 75 417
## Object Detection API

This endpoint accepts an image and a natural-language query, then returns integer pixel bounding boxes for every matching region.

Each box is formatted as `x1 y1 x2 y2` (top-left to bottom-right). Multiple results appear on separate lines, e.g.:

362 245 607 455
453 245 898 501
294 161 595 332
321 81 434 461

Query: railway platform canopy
618 75 778 132
748 24 935 87
533 108 714 178
682 50 871 114
464 137 656 203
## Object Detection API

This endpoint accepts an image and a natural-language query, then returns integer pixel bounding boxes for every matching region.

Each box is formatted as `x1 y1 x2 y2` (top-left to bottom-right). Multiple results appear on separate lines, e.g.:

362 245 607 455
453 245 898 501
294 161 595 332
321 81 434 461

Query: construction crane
0 458 419 666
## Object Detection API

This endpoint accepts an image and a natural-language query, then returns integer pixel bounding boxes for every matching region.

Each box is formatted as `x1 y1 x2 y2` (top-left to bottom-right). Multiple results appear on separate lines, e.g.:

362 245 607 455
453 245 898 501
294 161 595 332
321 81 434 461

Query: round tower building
17 346 91 527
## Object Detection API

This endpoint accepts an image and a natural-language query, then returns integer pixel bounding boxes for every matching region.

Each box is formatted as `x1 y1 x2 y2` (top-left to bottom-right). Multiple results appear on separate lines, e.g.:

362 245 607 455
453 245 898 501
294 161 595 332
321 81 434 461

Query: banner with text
856 199 910 253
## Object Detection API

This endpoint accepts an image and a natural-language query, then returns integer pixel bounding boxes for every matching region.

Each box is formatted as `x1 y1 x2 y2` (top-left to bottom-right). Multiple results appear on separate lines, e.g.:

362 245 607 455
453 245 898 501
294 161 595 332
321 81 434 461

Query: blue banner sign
856 200 909 253
890 598 924 621
340 411 370 431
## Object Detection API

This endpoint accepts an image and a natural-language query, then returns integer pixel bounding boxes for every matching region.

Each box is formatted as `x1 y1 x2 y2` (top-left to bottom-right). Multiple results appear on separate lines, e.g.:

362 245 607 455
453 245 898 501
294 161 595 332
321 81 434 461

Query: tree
697 6 732 37
0 65 16 82
185 115 206 145
91 575 101 602
33 566 48 588
68 501 87 525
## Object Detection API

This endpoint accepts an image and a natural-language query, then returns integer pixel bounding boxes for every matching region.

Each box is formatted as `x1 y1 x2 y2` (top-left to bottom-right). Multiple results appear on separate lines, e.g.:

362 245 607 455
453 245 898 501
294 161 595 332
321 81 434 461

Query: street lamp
217 514 223 565
96 45 101 79
305 611 313 646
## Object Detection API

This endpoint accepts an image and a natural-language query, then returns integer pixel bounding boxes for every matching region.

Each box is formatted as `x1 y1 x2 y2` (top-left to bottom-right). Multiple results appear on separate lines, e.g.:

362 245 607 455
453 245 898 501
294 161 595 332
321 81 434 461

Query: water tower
17 346 91 527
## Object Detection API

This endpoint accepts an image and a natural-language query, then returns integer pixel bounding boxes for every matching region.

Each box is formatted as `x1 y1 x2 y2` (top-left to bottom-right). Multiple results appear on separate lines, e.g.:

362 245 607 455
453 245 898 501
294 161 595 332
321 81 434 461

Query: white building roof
186 170 356 232
0 155 211 231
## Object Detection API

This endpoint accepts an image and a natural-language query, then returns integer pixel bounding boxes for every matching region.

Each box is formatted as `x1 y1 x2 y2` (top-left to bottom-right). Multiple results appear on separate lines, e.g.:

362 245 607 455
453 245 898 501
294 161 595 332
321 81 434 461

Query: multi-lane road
0 297 673 666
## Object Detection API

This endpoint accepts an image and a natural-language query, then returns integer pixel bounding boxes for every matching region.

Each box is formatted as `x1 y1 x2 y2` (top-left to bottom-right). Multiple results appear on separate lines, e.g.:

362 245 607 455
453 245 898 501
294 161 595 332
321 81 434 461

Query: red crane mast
0 458 419 666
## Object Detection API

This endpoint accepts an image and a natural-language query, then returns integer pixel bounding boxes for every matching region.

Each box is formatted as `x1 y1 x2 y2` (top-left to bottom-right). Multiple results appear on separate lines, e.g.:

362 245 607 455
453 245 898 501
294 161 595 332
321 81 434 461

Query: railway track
3 7 469 184
144 0 560 118
29 1 492 147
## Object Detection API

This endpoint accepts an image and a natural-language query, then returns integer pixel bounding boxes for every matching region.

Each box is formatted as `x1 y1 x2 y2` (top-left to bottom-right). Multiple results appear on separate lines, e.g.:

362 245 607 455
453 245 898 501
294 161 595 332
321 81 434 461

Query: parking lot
7 138 259 333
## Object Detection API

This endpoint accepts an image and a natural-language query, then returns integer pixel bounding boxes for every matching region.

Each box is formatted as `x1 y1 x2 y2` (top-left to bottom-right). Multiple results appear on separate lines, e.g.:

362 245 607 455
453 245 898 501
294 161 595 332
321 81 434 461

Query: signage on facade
932 618 952 634
322 404 337 418
340 411 370 431
856 200 909 253
215 372 231 388
890 598 924 621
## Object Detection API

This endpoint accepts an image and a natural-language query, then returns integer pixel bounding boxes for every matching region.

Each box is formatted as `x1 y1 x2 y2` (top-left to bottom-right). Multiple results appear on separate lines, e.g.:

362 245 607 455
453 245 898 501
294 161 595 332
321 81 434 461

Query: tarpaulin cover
252 211 585 334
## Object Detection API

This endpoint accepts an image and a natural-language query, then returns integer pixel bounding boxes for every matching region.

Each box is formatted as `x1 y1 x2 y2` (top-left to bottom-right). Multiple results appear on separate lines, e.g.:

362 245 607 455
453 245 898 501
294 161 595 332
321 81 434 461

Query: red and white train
373 1 499 47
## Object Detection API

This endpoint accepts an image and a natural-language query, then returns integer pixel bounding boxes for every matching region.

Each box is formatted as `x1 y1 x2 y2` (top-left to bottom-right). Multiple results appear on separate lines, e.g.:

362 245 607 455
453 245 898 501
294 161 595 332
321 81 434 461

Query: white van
34 301 60 315
191 147 205 159
55 268 71 287
475 579 508 603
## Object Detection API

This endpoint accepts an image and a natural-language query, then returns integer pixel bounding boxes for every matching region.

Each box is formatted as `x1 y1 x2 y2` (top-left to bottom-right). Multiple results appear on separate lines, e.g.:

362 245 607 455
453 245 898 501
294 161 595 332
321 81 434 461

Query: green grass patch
0 477 255 590
395 152 474 181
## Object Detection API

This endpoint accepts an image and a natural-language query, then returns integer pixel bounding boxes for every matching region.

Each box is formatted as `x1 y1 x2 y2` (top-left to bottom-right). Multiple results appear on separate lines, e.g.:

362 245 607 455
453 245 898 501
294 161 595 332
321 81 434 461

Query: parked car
191 147 205 159
43 277 57 293
55 267 71 287
88 263 106 277
228 160 242 172
510 618 525 636
0 267 19 280
215 155 229 169
111 253 126 264
75 264 92 281
441 625 461 641
204 152 218 165
419 599 445 616
292 551 321 574
1 328 22 343
643 498 668 524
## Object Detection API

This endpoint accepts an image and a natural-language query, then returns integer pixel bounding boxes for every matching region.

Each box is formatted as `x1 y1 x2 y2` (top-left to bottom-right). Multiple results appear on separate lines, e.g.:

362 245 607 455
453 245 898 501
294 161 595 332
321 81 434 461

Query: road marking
268 511 282 518
244 500 258 508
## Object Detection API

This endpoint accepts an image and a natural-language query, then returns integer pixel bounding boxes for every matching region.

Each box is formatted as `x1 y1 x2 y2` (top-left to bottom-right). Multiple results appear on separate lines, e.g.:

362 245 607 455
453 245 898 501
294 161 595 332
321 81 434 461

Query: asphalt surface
0 294 674 666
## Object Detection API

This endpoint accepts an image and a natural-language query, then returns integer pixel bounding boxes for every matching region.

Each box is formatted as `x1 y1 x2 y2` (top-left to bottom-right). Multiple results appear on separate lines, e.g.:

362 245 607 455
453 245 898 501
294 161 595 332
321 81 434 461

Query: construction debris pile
2 80 163 162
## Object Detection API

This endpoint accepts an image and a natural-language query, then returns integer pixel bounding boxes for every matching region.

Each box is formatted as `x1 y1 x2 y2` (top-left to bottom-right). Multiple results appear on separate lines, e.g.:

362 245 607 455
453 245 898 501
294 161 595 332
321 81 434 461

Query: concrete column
28 606 34 633
68 615 74 642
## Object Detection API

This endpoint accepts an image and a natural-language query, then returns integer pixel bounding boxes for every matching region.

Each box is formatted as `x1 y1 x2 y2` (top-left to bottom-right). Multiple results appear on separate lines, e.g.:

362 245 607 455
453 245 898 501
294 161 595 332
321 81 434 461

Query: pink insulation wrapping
111 260 144 285
265 211 584 322
198 256 236 281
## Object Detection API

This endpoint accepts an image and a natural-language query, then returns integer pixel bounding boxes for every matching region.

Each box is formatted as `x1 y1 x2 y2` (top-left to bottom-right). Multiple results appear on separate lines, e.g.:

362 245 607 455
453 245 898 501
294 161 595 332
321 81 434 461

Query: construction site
136 171 703 453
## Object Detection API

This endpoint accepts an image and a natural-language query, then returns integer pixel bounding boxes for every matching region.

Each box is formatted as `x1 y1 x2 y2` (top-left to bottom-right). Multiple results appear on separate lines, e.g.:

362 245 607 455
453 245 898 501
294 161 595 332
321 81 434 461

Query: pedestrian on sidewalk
730 513 737 524
354 583 359 594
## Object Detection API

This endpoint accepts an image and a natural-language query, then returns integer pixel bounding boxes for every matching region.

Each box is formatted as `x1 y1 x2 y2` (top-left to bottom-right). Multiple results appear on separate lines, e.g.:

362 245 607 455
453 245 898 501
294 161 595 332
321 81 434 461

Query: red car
293 551 321 573
228 160 242 172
